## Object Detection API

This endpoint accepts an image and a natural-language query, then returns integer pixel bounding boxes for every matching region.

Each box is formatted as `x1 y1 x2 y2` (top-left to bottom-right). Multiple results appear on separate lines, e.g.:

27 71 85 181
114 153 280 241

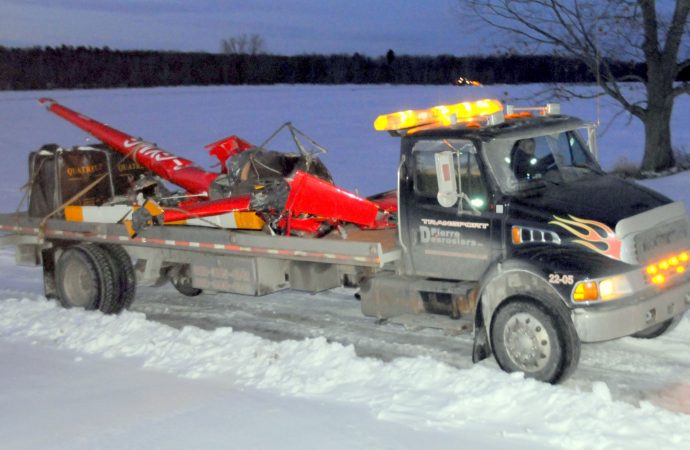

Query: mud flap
472 317 490 363
41 247 57 299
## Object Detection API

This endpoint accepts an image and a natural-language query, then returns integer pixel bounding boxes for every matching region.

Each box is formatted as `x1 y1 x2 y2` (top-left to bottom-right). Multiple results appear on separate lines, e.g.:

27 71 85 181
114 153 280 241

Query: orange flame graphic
549 215 622 260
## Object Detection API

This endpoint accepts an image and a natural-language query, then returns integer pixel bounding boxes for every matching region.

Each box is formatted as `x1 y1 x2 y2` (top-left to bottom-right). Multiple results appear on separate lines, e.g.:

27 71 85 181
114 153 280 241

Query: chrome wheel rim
503 312 551 372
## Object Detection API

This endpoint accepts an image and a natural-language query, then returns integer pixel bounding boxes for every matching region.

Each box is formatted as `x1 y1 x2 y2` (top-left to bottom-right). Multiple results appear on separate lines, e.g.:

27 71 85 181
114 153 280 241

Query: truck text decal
421 218 489 230
420 226 481 247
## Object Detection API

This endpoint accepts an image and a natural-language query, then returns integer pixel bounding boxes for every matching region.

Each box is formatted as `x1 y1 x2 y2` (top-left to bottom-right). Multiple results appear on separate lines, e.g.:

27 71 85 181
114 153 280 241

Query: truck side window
412 140 488 211
459 152 488 210
413 151 440 196
564 131 594 167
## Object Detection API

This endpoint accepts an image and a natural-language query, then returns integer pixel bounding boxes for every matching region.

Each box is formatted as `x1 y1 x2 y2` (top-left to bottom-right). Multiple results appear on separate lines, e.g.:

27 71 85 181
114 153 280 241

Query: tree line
1 45 687 91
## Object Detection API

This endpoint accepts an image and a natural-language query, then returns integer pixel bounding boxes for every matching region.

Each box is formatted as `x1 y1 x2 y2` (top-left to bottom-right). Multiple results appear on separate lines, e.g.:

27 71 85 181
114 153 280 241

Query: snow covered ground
1 84 690 449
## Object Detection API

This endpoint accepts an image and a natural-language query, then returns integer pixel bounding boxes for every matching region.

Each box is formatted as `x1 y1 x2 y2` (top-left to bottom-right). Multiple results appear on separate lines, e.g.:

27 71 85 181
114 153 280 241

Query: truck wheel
55 244 116 312
171 280 204 297
170 266 202 297
631 315 682 339
100 244 137 312
172 279 203 296
491 298 580 384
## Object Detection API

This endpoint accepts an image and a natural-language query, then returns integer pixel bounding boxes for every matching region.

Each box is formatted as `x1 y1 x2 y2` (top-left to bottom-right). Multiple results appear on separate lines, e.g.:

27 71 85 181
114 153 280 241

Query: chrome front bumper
572 279 690 342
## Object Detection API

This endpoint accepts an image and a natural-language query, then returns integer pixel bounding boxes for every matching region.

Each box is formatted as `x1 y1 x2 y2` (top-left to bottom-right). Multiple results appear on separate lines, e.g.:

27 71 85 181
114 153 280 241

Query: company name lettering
421 218 489 230
420 226 480 246
117 161 144 172
66 163 103 177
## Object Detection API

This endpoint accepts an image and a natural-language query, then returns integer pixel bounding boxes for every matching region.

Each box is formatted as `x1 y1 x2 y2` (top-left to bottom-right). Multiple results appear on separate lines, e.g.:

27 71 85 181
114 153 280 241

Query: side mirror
434 151 459 207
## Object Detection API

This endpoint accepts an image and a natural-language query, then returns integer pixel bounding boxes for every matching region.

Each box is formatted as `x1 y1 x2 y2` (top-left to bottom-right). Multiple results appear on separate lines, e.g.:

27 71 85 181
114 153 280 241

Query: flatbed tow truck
1 98 690 383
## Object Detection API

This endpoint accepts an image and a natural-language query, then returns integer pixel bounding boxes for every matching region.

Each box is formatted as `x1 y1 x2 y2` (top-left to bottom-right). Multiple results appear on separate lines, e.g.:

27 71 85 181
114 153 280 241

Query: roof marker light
373 99 504 132
506 103 561 116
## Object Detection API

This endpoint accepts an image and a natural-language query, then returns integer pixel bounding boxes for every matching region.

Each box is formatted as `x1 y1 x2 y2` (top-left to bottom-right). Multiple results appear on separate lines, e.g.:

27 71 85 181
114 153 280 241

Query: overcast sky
0 0 495 56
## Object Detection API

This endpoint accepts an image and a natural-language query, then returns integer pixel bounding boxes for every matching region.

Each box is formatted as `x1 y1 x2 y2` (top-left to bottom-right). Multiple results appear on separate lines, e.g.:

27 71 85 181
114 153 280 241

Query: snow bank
2 297 689 449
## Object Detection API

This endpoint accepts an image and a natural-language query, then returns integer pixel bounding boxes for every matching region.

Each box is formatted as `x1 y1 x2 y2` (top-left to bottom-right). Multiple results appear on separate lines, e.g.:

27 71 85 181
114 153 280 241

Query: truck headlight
598 275 633 301
572 275 633 302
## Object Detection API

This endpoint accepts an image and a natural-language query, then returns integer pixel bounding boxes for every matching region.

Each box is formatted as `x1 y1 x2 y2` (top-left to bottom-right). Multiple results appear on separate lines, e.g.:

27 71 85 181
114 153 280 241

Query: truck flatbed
0 212 401 269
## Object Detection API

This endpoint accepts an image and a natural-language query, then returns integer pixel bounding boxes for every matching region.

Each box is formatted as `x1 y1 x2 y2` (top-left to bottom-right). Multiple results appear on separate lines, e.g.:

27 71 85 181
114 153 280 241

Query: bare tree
221 33 267 55
461 0 690 172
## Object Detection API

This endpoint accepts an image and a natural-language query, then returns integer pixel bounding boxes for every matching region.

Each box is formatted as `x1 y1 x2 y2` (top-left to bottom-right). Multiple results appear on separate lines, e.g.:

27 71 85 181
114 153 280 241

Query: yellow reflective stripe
234 212 265 230
64 205 84 222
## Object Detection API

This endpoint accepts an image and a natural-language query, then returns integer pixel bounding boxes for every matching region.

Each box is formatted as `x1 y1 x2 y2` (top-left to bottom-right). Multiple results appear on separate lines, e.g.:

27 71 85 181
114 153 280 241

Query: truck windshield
483 129 603 194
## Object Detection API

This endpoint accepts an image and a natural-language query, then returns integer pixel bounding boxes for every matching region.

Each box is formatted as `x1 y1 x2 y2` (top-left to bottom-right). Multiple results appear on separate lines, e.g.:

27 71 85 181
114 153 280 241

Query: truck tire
171 278 203 297
100 244 137 312
490 298 580 384
55 244 117 312
170 265 202 297
631 315 682 339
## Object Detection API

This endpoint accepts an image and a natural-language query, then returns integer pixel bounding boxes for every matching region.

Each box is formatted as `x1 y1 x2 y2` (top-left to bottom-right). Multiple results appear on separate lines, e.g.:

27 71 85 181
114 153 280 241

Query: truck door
404 139 495 280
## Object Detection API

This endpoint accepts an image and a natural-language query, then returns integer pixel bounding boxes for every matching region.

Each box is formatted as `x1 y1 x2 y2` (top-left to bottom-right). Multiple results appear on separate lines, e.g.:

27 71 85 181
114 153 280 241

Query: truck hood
507 174 690 264
508 174 671 227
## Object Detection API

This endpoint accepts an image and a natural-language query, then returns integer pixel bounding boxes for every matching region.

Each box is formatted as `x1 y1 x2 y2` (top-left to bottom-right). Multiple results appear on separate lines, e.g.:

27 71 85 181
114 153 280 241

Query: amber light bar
373 99 503 132
645 251 689 285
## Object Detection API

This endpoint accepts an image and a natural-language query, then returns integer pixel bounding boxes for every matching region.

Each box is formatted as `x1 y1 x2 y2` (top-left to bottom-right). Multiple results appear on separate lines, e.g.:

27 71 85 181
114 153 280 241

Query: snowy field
1 84 690 449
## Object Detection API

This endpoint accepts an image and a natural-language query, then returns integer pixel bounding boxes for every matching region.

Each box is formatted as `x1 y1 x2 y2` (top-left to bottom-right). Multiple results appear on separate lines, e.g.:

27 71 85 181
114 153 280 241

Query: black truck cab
361 99 690 383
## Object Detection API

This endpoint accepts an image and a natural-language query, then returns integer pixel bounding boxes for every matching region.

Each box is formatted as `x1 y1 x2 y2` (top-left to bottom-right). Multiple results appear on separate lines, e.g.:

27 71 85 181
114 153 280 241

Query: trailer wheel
170 266 202 297
170 278 204 297
100 244 137 312
490 298 580 384
631 315 682 339
55 244 116 312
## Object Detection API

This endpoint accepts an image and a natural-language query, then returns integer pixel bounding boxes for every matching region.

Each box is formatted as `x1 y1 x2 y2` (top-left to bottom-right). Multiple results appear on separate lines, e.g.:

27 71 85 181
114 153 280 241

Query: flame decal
549 215 622 260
